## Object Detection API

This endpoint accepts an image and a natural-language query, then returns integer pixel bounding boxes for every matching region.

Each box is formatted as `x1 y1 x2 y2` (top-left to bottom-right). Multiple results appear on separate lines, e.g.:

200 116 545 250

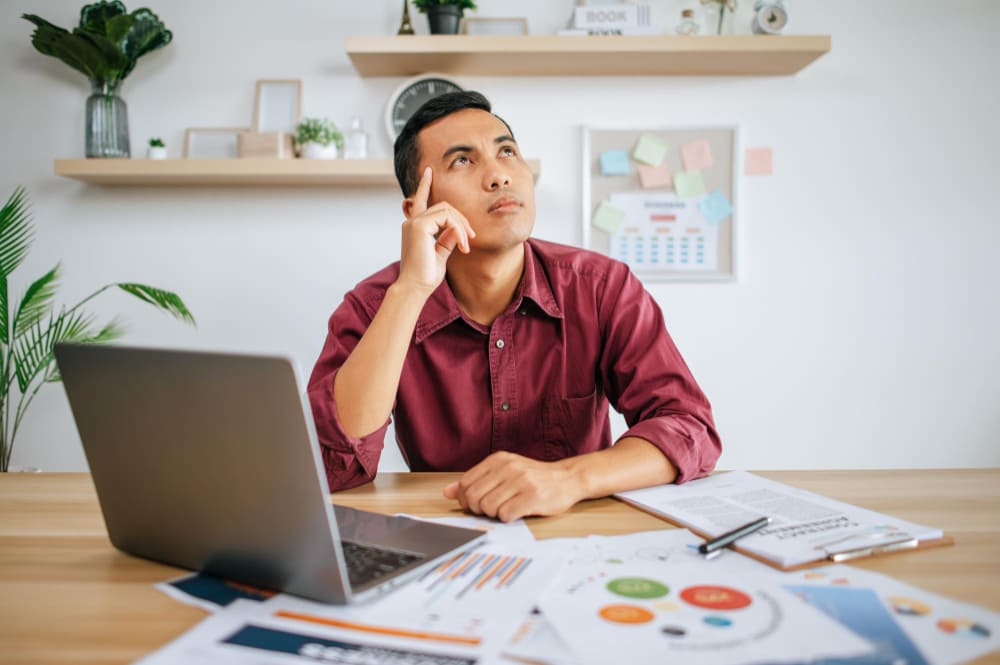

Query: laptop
53 343 485 605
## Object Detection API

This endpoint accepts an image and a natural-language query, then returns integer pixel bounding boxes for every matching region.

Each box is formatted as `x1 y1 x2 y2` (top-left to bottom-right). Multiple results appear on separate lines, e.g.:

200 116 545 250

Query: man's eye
452 155 470 166
501 146 516 157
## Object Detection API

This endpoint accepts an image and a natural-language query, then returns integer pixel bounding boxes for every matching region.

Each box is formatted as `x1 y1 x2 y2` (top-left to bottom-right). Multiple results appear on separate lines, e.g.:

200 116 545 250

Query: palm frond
117 283 195 325
45 318 125 384
14 309 94 393
12 264 60 339
0 186 33 279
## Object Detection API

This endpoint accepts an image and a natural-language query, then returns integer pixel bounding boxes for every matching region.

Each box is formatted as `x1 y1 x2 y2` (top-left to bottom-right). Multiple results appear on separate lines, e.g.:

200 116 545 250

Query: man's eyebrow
495 134 516 145
441 144 474 160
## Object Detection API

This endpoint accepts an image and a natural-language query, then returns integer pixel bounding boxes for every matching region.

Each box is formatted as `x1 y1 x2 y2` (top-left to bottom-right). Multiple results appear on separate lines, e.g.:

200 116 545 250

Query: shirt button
501 402 510 411
495 339 505 349
519 309 527 316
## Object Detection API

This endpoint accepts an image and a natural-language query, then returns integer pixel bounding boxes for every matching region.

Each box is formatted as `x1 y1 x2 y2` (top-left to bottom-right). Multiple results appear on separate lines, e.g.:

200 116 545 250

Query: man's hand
398 167 476 294
442 452 586 523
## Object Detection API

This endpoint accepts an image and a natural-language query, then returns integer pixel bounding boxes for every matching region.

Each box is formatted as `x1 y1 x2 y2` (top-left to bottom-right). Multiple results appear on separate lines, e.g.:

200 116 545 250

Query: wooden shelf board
54 158 541 187
346 35 831 77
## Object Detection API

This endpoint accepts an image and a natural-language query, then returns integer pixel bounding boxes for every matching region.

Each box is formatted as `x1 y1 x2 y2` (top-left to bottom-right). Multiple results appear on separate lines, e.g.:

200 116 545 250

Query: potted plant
412 0 477 35
147 137 167 160
0 186 195 472
22 2 172 158
295 118 343 160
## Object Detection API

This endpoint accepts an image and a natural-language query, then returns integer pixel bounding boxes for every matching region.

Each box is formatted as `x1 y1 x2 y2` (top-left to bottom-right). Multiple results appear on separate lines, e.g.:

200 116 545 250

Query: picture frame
183 127 246 159
252 79 302 134
582 126 740 282
460 17 529 36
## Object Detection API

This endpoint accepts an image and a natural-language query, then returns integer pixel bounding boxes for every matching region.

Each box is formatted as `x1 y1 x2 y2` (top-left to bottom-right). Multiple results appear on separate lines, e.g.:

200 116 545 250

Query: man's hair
393 90 515 197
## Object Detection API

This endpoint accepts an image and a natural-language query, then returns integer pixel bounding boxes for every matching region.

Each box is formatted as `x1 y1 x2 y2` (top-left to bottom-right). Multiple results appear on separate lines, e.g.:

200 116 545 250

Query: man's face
410 108 536 254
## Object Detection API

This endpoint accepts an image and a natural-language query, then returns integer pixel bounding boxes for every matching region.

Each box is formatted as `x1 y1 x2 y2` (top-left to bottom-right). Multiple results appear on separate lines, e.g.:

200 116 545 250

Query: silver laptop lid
54 343 354 603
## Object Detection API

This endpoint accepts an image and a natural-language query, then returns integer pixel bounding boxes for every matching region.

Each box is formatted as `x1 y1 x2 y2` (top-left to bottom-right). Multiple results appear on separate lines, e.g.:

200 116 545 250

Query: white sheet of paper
617 471 943 567
608 191 718 272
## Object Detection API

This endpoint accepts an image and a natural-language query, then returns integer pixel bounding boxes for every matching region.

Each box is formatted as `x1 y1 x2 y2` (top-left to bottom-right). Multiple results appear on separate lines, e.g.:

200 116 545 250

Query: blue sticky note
699 190 733 224
599 150 631 176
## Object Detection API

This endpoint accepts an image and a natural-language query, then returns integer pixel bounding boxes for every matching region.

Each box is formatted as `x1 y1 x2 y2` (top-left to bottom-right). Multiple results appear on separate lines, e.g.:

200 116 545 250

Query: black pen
698 516 772 559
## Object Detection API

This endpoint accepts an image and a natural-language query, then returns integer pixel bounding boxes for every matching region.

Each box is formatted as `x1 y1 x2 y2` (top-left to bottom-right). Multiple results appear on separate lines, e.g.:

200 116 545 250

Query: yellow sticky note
682 139 714 171
592 201 625 233
633 134 668 166
674 171 706 200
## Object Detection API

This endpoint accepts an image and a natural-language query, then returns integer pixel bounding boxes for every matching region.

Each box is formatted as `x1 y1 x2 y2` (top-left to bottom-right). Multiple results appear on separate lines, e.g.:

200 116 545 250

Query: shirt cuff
619 415 719 484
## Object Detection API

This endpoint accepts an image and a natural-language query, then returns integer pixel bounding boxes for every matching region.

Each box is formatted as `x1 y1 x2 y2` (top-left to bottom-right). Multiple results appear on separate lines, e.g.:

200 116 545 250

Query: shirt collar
413 240 563 344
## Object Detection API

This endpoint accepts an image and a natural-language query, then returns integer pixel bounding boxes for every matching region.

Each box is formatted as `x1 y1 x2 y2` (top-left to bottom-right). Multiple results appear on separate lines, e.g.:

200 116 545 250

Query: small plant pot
300 141 338 159
427 5 463 34
147 146 168 160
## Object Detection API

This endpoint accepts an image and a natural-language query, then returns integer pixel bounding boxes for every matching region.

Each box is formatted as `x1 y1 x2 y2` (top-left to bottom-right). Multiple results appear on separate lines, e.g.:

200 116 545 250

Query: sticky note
637 163 672 189
632 134 668 166
745 147 773 176
699 190 733 224
592 200 625 233
673 170 706 200
682 139 714 171
599 150 631 176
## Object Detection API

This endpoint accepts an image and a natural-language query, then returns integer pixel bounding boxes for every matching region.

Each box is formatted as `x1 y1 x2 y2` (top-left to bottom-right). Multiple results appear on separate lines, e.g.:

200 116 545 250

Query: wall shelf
346 35 831 77
54 158 542 187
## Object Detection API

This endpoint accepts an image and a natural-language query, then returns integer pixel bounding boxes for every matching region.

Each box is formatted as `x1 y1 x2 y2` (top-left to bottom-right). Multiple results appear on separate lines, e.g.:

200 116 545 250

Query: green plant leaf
12 264 61 339
15 309 94 393
22 15 105 81
45 318 125 384
0 186 33 281
120 8 172 80
74 29 130 81
103 14 135 47
78 1 128 35
117 283 196 325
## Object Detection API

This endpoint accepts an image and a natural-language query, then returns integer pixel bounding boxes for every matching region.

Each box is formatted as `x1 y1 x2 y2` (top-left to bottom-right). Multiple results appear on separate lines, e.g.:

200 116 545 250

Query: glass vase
703 1 736 35
86 80 130 158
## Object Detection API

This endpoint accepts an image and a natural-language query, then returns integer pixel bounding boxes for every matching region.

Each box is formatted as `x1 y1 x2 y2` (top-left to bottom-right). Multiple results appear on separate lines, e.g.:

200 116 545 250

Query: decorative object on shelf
22 2 172 159
183 128 244 159
752 0 788 35
0 186 195 473
344 116 369 160
295 118 343 160
700 0 737 35
460 17 528 36
385 74 462 141
253 79 302 134
238 132 294 159
675 8 700 35
561 2 658 36
147 137 167 160
397 0 415 35
413 0 477 35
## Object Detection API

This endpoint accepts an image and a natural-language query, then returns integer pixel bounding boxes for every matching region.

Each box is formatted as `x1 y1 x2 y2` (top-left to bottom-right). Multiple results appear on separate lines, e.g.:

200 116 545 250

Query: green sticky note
592 200 625 233
633 134 668 166
674 170 706 200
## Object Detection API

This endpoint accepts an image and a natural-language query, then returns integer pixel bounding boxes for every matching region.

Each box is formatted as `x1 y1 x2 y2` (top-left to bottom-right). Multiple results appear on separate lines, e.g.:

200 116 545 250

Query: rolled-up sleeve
598 267 722 483
307 292 391 491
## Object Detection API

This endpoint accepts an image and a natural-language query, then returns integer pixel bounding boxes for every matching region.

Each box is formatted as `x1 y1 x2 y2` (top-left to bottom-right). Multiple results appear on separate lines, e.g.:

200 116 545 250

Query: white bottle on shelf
344 116 368 159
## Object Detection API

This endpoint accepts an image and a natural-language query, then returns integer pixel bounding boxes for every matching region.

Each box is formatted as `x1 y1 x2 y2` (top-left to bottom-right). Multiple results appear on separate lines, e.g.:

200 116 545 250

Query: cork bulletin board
582 126 739 281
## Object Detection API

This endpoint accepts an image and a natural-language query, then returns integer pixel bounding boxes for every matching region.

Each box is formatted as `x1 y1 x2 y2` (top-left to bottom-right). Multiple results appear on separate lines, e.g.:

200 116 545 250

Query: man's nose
485 165 512 190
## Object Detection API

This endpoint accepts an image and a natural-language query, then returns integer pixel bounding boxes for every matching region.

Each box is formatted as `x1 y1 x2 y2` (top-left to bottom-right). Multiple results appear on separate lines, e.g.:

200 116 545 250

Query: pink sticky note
682 139 714 171
745 148 773 176
637 163 672 189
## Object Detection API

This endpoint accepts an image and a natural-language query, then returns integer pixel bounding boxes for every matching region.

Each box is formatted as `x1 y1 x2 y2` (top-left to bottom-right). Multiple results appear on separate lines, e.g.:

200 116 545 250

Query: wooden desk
1 470 997 664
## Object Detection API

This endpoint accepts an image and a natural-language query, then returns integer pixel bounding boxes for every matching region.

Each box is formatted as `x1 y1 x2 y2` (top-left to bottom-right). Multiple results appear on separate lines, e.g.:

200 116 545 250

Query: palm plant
0 187 195 471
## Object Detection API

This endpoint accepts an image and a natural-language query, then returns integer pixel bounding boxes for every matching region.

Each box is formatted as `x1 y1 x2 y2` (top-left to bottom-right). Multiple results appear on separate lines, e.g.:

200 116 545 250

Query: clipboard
615 471 955 572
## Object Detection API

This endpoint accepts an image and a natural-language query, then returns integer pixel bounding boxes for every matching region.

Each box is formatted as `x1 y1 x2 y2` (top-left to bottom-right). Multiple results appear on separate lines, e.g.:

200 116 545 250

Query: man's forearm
565 436 679 501
333 281 429 438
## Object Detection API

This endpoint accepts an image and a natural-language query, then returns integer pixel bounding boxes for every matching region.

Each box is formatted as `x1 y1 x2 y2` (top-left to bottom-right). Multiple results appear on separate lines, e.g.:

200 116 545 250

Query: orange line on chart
477 556 510 590
450 552 482 578
498 557 526 587
274 610 481 646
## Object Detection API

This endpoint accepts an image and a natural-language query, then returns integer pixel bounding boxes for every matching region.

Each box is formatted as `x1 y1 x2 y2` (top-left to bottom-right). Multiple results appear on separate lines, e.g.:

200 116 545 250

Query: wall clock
751 0 788 35
384 74 463 142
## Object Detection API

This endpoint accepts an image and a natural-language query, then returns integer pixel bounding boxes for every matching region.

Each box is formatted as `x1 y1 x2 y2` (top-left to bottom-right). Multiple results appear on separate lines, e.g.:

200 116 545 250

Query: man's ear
402 197 413 218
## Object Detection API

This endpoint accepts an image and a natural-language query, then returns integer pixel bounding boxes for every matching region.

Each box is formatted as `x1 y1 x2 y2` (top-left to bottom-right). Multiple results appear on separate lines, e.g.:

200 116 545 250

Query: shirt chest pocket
541 390 600 460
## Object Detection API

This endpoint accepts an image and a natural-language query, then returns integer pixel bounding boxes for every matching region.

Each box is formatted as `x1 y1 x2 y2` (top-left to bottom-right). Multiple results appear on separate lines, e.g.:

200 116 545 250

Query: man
308 91 720 522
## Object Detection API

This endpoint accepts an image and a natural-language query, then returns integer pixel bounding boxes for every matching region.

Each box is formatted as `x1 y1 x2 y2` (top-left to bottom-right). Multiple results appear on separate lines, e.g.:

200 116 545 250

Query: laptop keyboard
340 539 425 588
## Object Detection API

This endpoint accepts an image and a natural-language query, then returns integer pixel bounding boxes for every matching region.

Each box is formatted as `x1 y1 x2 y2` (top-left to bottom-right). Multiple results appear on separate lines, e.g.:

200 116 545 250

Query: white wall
2 0 997 472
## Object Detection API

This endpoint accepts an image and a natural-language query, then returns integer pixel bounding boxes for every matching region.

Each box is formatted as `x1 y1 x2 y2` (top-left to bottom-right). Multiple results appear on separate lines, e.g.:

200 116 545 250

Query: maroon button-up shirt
308 238 721 492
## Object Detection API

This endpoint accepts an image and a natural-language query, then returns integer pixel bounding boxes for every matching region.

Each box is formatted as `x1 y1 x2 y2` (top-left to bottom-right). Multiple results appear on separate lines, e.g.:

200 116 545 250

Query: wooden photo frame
582 126 740 282
460 17 529 36
183 127 246 159
252 79 302 134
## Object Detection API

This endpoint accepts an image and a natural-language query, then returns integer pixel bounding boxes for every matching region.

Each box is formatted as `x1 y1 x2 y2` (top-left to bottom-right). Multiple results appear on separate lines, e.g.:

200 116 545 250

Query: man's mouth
488 196 522 214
